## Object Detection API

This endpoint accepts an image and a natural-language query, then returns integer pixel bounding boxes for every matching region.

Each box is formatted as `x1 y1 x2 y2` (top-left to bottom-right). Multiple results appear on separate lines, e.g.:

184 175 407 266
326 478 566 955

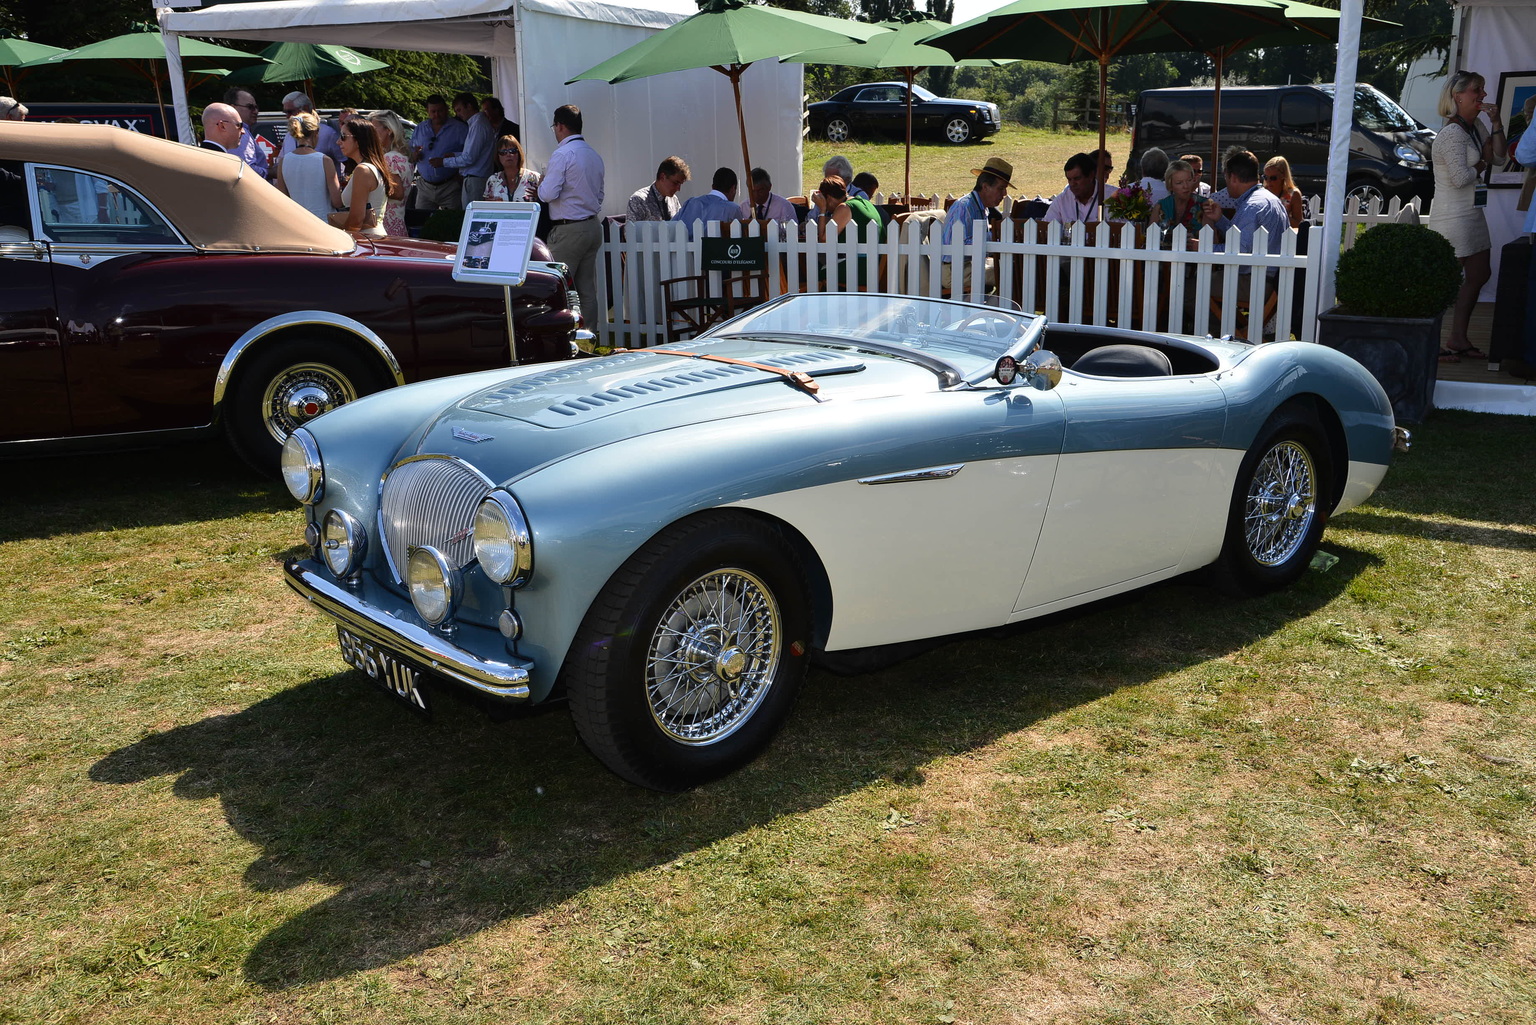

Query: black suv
807 81 1001 145
1131 83 1435 208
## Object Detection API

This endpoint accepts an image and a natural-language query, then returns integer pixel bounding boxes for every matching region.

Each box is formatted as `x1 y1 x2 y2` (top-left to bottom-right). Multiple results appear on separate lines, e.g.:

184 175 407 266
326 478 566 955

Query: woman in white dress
272 112 341 222
482 132 541 202
1430 69 1507 361
333 119 394 237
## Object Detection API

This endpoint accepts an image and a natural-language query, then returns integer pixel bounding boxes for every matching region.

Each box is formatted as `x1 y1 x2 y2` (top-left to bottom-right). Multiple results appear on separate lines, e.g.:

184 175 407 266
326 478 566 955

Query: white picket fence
592 193 1424 349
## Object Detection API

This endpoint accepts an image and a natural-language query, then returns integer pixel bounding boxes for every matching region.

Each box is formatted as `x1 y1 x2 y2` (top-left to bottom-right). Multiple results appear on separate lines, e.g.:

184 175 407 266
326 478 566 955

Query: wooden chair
1211 281 1280 341
660 269 770 342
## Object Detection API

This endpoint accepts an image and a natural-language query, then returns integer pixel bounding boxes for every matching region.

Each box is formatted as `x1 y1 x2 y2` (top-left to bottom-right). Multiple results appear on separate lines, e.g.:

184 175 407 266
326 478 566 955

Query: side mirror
995 349 1061 391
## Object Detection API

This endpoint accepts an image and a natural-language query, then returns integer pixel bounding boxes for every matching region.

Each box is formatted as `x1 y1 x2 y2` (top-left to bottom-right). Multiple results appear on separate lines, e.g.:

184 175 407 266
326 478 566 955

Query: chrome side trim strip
858 464 964 485
283 559 532 701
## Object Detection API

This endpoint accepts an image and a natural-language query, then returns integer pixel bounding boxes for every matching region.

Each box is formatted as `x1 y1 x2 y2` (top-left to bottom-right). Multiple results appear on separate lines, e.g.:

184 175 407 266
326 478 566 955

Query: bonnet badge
452 427 494 443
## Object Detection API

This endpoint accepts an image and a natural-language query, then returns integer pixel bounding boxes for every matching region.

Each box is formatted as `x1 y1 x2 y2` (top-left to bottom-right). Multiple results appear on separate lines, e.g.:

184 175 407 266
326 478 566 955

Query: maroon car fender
212 311 405 413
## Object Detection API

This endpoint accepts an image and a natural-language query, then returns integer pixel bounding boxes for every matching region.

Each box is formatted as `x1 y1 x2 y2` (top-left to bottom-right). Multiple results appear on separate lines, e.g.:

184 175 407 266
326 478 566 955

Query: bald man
200 103 245 154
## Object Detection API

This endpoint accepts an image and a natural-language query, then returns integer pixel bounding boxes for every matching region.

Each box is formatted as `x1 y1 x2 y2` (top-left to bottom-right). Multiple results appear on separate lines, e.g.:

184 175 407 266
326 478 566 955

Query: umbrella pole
905 67 915 202
1098 50 1109 221
1211 50 1224 193
726 65 753 201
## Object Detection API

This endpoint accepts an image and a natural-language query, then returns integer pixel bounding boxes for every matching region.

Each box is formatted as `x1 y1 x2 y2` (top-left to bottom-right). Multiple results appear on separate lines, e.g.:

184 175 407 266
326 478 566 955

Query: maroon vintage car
0 122 582 471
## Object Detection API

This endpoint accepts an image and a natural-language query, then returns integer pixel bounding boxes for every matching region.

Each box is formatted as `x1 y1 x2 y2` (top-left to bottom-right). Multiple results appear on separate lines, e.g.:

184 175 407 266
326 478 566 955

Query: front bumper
284 558 533 701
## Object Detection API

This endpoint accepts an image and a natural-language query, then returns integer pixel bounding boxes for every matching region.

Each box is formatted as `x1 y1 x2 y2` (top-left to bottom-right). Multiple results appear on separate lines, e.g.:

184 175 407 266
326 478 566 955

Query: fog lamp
407 545 461 627
321 509 368 578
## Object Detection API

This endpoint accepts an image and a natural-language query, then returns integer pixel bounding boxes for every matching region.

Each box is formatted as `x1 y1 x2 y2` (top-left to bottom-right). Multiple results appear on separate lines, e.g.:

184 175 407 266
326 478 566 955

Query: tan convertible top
0 121 355 254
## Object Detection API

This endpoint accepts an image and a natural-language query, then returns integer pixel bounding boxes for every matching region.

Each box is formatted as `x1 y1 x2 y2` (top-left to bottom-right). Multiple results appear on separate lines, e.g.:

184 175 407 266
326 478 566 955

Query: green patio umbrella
924 0 1397 198
18 30 265 110
0 37 66 96
223 41 389 98
783 11 1013 203
568 0 880 192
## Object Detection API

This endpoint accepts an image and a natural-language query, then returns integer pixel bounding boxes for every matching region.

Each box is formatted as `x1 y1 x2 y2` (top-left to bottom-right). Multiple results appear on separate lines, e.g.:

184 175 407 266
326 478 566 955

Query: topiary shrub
1334 222 1461 318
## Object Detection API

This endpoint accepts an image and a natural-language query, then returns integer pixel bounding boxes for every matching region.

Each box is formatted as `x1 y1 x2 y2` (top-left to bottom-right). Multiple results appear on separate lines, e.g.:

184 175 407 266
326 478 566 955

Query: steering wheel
953 311 1020 339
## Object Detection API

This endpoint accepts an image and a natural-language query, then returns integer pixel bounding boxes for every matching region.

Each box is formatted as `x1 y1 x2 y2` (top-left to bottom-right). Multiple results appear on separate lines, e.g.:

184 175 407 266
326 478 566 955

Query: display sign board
701 235 766 272
451 201 541 286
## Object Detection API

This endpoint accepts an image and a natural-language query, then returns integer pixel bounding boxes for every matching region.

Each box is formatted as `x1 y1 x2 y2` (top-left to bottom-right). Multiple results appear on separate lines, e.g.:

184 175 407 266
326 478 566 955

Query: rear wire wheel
1210 407 1334 595
564 512 811 791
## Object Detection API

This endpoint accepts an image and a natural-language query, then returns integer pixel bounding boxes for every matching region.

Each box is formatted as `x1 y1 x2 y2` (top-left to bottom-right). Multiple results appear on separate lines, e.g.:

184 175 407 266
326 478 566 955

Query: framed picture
1494 69 1536 184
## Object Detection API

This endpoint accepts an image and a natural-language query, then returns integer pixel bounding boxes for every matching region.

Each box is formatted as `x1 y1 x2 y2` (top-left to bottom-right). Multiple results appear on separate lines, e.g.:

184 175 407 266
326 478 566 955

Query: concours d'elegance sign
701 235 766 272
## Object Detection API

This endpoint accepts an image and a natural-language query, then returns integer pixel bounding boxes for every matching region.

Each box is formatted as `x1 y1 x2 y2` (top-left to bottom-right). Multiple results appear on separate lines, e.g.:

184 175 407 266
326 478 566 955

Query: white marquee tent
156 0 807 216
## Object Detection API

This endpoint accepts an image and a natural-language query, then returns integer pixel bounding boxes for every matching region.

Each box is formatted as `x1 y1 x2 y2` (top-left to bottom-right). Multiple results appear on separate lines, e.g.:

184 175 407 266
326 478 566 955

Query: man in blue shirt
436 92 496 208
676 167 742 238
409 94 469 211
1199 148 1290 253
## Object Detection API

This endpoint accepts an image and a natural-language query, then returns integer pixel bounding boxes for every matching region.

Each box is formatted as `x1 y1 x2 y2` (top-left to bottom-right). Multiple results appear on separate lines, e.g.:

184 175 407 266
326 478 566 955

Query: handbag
328 205 382 230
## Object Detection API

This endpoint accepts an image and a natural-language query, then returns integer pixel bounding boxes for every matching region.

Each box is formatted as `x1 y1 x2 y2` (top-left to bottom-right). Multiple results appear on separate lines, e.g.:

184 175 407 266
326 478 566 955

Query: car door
849 86 898 135
1279 90 1331 194
26 164 206 437
1012 370 1228 615
0 166 72 441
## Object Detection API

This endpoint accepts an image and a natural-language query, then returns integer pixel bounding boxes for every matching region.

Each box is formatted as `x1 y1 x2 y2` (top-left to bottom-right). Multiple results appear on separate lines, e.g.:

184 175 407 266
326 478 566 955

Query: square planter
1316 306 1444 424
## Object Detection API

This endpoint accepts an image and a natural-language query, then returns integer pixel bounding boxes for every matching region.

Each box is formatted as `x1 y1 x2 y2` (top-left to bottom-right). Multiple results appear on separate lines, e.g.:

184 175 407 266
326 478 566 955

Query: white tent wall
1448 0 1536 301
158 0 806 216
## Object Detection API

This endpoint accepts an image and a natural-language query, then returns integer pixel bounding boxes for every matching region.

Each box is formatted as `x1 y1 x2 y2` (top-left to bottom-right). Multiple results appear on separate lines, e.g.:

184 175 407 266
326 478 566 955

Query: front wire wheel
565 513 811 790
645 567 780 745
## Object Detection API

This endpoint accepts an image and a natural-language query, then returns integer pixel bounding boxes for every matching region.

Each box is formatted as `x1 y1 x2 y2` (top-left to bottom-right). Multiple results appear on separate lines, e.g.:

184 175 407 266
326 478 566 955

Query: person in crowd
485 96 519 148
337 107 357 128
1043 152 1105 224
676 166 742 237
220 88 268 176
538 104 604 312
483 132 541 202
332 118 395 236
1181 152 1212 196
1092 148 1117 188
740 166 796 223
1430 69 1506 362
807 155 863 225
409 94 468 211
1262 155 1307 229
940 156 1010 293
1199 148 1289 253
273 111 342 222
812 174 879 287
0 96 26 120
368 110 414 235
435 92 496 208
852 171 880 200
1136 147 1171 204
1513 115 1536 380
199 102 245 154
1151 158 1205 233
277 92 344 169
628 156 689 222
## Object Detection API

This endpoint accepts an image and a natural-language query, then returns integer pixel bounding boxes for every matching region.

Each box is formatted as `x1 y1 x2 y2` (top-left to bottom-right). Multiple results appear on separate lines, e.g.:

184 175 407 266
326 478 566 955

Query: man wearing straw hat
939 156 1010 294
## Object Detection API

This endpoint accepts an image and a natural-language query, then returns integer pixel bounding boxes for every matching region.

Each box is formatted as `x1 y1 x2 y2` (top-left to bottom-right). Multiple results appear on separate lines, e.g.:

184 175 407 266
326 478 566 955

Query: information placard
451 201 541 286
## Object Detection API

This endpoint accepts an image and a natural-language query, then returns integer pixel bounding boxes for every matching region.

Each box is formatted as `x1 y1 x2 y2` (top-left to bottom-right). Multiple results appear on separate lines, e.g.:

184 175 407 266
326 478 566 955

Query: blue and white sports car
282 293 1403 790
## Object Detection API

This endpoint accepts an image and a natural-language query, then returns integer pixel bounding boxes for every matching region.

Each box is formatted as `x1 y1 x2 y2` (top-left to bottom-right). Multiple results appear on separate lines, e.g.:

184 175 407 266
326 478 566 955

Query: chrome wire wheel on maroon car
259 361 363 444
644 567 781 745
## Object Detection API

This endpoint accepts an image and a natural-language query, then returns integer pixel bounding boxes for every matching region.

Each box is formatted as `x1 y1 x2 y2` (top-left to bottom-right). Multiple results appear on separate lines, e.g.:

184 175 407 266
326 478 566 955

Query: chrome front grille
378 456 493 581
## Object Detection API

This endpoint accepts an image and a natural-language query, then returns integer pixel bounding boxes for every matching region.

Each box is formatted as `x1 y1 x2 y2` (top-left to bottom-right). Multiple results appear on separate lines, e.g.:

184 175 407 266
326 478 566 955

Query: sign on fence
702 236 766 272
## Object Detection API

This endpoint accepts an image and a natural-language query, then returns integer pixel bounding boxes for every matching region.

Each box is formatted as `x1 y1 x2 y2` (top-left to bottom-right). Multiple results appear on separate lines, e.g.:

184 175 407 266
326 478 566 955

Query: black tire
565 512 812 791
944 116 973 144
1209 407 1333 596
825 117 852 144
226 336 391 475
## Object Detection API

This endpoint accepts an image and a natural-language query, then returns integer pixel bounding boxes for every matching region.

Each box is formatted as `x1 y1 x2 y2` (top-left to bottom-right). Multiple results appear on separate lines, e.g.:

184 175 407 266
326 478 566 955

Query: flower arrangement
1104 182 1152 224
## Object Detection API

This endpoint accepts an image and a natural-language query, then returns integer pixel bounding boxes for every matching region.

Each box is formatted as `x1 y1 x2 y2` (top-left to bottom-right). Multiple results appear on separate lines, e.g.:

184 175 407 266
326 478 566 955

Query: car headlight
472 491 534 587
407 546 461 627
321 509 367 578
281 429 324 505
1394 143 1427 165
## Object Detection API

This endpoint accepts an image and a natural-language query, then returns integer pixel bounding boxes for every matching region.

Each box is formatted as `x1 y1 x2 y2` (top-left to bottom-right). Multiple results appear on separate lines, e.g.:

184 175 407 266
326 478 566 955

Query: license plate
337 626 429 713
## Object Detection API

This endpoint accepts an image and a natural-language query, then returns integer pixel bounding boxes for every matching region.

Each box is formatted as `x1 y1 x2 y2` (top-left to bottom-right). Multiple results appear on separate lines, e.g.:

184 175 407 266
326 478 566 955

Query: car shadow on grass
90 545 1376 990
0 438 287 543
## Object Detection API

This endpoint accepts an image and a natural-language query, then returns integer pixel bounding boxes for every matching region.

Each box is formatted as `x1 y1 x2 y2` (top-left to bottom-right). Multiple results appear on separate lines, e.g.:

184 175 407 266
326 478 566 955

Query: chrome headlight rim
407 545 461 627
281 429 324 505
321 508 368 578
472 490 534 588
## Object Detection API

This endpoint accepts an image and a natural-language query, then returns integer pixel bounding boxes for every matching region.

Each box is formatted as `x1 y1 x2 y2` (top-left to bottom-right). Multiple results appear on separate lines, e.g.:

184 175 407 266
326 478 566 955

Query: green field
2 409 1533 1024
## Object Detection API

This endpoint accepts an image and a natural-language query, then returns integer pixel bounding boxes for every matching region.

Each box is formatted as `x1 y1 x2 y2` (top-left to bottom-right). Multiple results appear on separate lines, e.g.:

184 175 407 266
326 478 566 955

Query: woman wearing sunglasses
332 120 396 236
483 133 541 202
